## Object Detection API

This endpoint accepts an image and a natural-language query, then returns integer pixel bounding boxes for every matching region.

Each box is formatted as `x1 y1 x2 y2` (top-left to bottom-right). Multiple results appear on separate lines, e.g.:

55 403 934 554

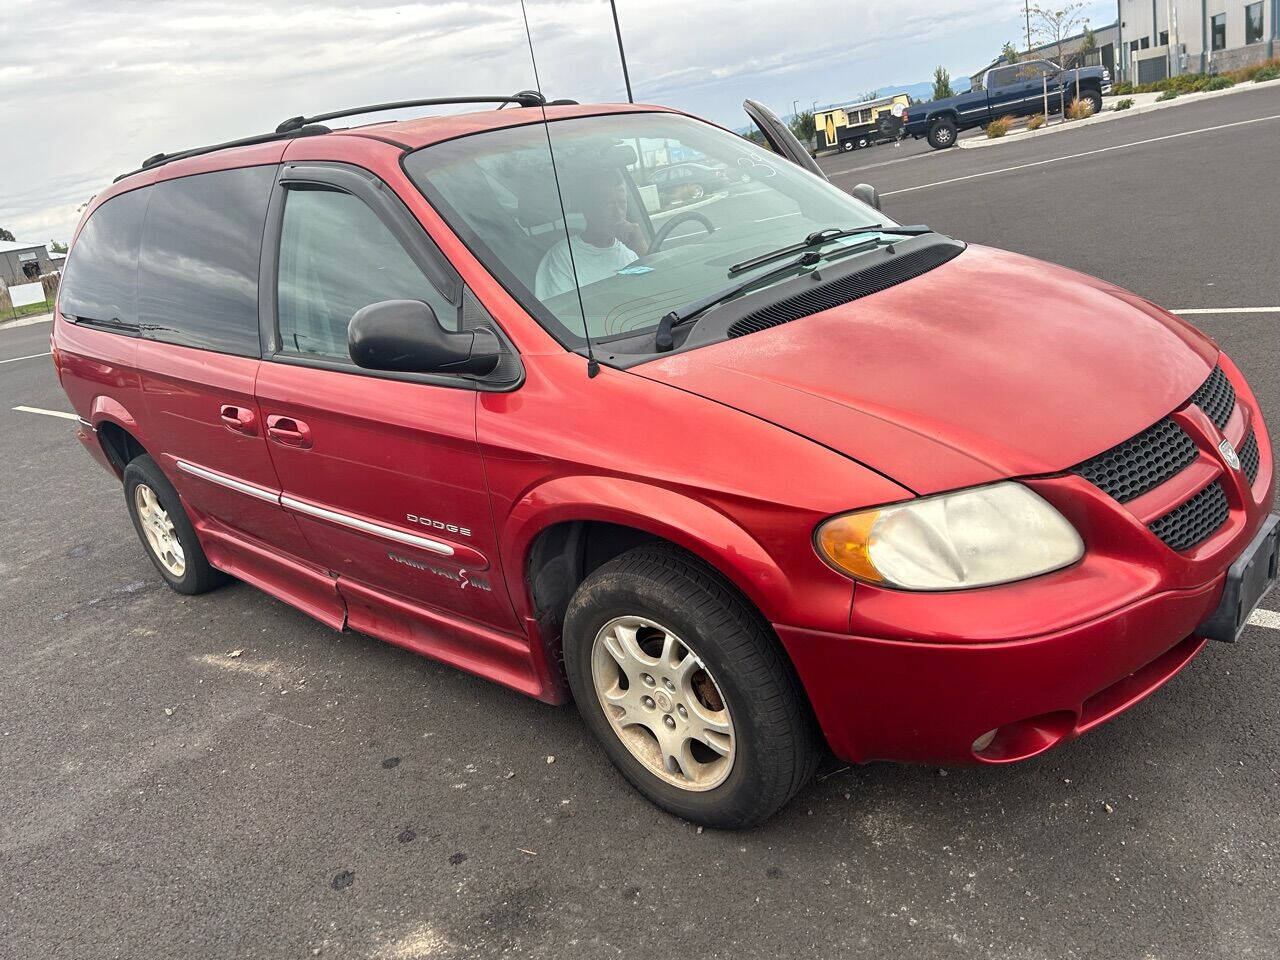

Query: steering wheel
648 212 716 255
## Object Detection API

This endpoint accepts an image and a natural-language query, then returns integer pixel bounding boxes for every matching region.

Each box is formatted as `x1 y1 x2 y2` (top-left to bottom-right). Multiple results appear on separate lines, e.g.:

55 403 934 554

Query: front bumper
781 357 1273 766
777 577 1221 765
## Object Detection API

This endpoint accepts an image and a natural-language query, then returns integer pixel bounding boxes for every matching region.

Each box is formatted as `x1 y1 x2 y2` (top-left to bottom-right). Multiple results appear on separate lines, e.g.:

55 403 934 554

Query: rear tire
927 118 957 149
123 455 228 595
842 140 855 152
562 545 819 828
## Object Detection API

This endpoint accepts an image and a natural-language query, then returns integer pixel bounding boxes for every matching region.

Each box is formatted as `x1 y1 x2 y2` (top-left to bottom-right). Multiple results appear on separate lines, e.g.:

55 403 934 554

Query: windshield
404 111 892 350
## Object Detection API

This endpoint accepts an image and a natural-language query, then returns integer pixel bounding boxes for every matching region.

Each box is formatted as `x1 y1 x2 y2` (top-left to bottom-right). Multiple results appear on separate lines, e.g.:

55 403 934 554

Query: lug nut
663 715 676 729
663 678 675 691
642 674 655 686
642 696 655 709
676 704 688 719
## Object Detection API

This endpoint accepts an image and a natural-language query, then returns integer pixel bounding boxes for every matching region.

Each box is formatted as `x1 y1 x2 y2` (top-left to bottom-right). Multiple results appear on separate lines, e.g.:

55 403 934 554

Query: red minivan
53 95 1276 827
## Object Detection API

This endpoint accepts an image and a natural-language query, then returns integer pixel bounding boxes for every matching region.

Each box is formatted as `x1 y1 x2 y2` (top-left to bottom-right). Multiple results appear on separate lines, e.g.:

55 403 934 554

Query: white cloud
0 0 1114 241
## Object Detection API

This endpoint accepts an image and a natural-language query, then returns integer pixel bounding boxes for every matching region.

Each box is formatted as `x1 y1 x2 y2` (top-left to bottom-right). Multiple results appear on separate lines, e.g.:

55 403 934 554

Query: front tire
1080 89 1102 115
563 545 819 828
842 140 855 152
124 455 228 595
927 118 957 149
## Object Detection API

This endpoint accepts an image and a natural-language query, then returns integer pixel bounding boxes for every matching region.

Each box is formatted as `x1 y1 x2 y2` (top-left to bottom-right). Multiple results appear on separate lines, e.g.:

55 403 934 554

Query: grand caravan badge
387 552 491 591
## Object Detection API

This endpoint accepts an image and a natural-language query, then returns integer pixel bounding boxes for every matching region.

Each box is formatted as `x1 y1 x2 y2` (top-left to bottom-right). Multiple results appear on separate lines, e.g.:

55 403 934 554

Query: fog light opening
971 729 998 753
971 710 1077 763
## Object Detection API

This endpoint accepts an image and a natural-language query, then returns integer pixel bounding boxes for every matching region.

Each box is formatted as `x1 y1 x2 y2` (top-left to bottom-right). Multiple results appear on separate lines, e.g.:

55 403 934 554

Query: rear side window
275 186 457 361
138 166 274 356
59 189 149 332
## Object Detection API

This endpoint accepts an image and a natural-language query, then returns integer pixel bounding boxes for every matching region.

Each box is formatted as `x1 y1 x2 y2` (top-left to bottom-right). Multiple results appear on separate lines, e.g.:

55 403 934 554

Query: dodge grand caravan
52 94 1276 828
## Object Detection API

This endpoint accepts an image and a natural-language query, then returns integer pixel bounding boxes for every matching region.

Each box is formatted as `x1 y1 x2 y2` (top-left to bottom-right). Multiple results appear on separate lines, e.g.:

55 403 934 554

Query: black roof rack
115 124 332 182
116 92 576 183
274 92 550 133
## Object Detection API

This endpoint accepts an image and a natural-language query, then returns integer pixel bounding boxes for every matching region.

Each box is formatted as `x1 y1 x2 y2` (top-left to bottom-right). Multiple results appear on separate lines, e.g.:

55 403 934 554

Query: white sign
891 102 906 118
6 282 46 308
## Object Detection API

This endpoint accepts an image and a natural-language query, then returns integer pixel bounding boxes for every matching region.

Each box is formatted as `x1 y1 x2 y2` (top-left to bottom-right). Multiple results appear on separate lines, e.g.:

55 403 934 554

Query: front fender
501 474 837 628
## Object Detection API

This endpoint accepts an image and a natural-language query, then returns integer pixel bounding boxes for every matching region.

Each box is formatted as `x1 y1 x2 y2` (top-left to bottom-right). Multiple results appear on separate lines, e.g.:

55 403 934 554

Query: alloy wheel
590 615 735 791
134 483 185 577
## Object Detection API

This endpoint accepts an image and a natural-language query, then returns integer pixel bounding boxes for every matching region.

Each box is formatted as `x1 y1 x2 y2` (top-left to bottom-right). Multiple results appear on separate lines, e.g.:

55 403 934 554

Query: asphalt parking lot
2 85 1277 960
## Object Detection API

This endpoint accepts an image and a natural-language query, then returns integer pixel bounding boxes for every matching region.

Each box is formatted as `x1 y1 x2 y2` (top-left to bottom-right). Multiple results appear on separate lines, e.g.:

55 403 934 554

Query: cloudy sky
1 0 1114 244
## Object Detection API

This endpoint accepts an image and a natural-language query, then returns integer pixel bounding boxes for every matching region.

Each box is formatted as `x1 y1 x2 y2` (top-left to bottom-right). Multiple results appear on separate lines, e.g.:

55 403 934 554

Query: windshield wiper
728 224 933 276
654 237 885 352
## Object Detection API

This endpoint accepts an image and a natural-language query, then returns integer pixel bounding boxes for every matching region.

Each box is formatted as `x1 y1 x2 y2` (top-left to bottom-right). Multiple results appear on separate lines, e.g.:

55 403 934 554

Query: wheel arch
91 399 149 478
504 476 792 635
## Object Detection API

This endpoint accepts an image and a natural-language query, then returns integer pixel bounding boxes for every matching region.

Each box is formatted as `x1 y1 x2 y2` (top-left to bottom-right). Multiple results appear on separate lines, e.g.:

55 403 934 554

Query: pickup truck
903 60 1112 149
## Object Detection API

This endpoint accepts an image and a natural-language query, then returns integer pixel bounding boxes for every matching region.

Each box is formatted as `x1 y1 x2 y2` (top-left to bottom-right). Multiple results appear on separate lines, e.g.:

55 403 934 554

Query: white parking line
880 113 1280 197
12 405 79 421
0 351 51 364
1172 307 1280 315
1249 608 1280 630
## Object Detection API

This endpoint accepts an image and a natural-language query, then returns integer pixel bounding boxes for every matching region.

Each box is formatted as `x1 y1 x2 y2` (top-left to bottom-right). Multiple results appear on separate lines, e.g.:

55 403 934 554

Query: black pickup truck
903 60 1112 149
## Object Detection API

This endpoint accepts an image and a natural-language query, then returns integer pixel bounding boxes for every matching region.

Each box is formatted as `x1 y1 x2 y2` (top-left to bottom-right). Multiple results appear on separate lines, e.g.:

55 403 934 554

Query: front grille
1071 418 1197 503
1189 365 1236 430
1238 429 1260 485
1148 482 1230 551
1072 364 1246 551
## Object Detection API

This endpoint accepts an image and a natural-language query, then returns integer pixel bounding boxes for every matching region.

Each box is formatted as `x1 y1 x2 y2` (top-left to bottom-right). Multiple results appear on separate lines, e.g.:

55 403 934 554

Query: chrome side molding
281 495 455 556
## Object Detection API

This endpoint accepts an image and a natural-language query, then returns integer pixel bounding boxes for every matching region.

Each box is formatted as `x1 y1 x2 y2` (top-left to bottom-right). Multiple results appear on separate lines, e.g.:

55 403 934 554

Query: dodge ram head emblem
1218 438 1241 471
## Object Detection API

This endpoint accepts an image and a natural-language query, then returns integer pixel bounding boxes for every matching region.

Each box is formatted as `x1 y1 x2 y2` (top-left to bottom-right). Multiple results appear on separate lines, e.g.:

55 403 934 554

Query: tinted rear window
138 165 274 356
59 188 149 331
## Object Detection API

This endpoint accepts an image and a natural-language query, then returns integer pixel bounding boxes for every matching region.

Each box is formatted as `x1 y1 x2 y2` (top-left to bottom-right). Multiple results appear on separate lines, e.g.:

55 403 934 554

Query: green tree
0 227 15 242
1080 25 1097 57
788 109 816 143
50 240 68 253
931 66 955 100
1001 40 1020 64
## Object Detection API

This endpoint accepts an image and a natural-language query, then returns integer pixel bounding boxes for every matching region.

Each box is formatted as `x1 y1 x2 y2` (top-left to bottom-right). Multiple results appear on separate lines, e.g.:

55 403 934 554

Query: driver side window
276 186 457 362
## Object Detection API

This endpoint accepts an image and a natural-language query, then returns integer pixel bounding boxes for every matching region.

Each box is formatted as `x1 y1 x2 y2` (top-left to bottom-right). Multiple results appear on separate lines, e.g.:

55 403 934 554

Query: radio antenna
518 0 600 378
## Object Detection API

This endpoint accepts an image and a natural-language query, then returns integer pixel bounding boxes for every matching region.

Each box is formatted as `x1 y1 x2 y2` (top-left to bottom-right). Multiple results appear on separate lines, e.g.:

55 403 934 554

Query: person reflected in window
536 167 646 299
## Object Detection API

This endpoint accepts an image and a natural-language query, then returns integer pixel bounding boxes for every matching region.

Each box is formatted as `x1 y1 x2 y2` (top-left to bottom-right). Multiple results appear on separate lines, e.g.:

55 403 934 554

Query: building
0 240 56 287
814 93 911 151
970 23 1122 90
1117 0 1278 83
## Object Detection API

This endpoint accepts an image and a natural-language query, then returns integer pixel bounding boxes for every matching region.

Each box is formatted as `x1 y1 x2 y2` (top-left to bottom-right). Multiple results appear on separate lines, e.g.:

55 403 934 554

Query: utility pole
609 0 634 103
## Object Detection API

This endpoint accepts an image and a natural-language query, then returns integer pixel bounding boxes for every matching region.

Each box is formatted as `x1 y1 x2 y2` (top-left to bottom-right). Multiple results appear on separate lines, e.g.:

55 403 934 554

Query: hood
637 244 1217 495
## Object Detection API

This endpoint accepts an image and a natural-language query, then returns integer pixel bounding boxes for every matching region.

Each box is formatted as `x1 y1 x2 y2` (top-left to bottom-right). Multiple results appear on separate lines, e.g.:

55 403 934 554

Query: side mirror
348 300 500 376
851 182 881 211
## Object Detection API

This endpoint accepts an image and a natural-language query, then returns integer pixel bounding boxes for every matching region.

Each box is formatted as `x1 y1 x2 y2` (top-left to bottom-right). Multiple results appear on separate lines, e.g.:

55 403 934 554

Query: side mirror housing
348 300 500 376
851 182 881 211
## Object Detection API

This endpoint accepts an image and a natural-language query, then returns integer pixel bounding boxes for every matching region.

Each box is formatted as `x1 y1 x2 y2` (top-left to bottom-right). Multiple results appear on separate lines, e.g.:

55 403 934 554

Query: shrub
1155 89 1179 101
1254 65 1280 82
1201 76 1234 91
1110 82 1133 96
1027 113 1046 130
1112 97 1135 110
984 115 1015 138
1065 97 1095 120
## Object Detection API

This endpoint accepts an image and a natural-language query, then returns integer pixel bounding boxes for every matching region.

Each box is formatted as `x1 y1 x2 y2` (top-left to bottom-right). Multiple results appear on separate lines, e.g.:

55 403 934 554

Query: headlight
815 482 1083 591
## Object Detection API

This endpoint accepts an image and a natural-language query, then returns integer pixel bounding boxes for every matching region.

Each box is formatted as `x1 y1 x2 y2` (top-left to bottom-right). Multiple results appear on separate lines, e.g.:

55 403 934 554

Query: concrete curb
0 313 53 330
956 75 1280 150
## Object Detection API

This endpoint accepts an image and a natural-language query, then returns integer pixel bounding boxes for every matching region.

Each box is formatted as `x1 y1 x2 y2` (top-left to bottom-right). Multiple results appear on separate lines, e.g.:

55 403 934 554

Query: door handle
266 414 313 449
219 404 257 435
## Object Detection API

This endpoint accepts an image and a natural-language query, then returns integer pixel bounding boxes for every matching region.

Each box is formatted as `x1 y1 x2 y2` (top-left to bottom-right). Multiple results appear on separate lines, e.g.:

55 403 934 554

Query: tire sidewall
928 120 956 148
563 567 779 826
123 456 205 593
